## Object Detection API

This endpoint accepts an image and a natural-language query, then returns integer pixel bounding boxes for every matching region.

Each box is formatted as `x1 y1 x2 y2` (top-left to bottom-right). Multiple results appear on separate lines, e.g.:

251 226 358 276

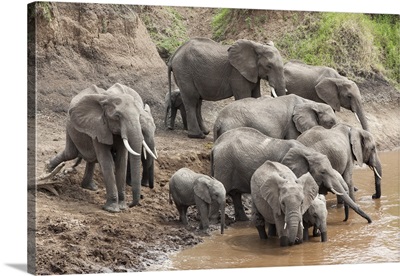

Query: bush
277 13 399 85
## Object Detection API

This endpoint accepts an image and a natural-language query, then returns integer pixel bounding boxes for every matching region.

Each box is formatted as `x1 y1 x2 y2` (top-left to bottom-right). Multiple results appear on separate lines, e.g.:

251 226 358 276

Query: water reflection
167 150 399 270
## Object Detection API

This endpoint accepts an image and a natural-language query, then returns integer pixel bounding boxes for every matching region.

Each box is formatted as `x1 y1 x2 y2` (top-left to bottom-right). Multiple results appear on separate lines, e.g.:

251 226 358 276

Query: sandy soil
27 3 399 275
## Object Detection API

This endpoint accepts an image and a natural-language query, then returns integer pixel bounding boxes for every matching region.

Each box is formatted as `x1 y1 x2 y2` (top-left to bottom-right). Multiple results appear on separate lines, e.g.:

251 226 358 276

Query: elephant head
315 77 369 131
228 39 286 96
292 101 337 133
252 161 319 246
281 146 372 223
194 176 226 234
350 128 382 198
303 194 328 242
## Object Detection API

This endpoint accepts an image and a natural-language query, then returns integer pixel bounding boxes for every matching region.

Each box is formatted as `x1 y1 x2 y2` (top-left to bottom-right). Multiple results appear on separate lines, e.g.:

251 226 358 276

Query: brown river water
161 149 399 271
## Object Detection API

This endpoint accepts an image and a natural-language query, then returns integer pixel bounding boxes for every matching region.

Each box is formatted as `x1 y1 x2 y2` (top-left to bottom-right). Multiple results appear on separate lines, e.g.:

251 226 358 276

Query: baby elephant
169 168 226 234
251 161 319 246
303 194 328 242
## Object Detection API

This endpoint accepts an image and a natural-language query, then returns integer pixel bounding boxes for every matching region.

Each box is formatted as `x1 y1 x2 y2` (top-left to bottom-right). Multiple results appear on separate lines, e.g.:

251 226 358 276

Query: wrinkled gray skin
164 89 187 130
213 94 337 141
297 123 382 204
168 37 286 138
211 127 372 223
106 83 158 190
251 161 319 246
284 60 369 131
303 194 328 242
47 84 147 212
169 168 226 234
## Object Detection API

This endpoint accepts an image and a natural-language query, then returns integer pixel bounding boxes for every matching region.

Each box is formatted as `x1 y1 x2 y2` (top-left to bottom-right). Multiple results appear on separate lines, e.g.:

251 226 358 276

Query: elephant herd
46 37 382 247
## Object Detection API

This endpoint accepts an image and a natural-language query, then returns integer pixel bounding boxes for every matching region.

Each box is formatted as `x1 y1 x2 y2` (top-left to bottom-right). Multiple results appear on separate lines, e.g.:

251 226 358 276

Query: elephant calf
169 168 226 234
303 194 328 242
251 161 319 246
164 89 187 130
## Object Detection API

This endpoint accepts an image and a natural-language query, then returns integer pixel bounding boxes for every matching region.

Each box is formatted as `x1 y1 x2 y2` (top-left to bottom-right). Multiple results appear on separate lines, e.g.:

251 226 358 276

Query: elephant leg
140 155 154 189
195 196 210 231
179 106 188 130
196 99 210 135
254 210 268 240
114 139 128 210
169 107 178 130
80 161 98 191
268 224 277 236
47 132 79 172
209 201 220 224
181 90 205 139
178 204 189 225
93 140 120 213
230 191 249 221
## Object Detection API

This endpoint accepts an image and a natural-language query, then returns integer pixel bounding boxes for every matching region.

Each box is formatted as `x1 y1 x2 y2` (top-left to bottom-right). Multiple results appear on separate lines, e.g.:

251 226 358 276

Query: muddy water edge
162 149 399 271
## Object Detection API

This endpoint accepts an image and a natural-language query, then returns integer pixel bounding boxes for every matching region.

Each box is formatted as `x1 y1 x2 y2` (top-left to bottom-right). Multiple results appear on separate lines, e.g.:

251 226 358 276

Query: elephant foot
320 232 328 242
235 212 249 222
187 132 206 139
372 193 381 199
102 201 121 213
119 200 128 210
81 181 98 191
256 225 268 240
202 129 210 135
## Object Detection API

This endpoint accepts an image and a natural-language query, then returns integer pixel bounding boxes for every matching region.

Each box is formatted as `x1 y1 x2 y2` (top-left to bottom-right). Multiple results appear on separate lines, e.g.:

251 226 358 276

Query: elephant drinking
251 161 319 246
211 127 372 223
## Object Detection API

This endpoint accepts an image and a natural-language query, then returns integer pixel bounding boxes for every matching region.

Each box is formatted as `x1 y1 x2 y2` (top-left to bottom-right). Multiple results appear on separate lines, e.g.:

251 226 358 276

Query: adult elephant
297 123 382 200
46 84 156 212
108 83 158 189
213 94 337 141
211 127 372 223
168 37 286 138
284 60 369 131
251 161 319 246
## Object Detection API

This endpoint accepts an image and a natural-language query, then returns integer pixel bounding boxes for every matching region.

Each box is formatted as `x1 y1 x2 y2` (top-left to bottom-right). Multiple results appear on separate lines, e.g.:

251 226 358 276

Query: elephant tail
167 59 174 129
210 149 215 177
169 187 173 205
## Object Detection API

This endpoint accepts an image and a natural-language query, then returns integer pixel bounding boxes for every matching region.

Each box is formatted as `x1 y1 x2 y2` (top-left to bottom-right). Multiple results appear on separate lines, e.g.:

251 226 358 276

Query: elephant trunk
286 212 301 246
369 155 382 199
353 101 369 131
320 231 328 242
122 124 144 207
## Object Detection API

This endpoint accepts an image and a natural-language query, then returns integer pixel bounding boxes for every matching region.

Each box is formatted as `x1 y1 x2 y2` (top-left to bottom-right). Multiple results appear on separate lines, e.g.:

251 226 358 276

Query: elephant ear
69 94 113 145
315 78 341 111
259 172 282 216
292 103 319 133
194 177 212 204
281 147 310 177
228 39 258 83
297 172 319 215
349 127 364 166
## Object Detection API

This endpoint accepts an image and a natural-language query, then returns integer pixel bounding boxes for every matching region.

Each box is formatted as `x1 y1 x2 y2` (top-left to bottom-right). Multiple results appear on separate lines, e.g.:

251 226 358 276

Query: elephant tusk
143 145 147 160
331 188 344 196
354 112 361 123
271 87 278 98
373 167 382 179
154 147 158 159
284 222 287 230
123 139 140 156
142 140 157 160
300 221 304 230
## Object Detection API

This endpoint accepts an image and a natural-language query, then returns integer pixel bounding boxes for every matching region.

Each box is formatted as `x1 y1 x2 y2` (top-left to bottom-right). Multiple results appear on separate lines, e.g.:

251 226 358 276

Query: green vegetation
278 13 399 84
139 6 189 58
